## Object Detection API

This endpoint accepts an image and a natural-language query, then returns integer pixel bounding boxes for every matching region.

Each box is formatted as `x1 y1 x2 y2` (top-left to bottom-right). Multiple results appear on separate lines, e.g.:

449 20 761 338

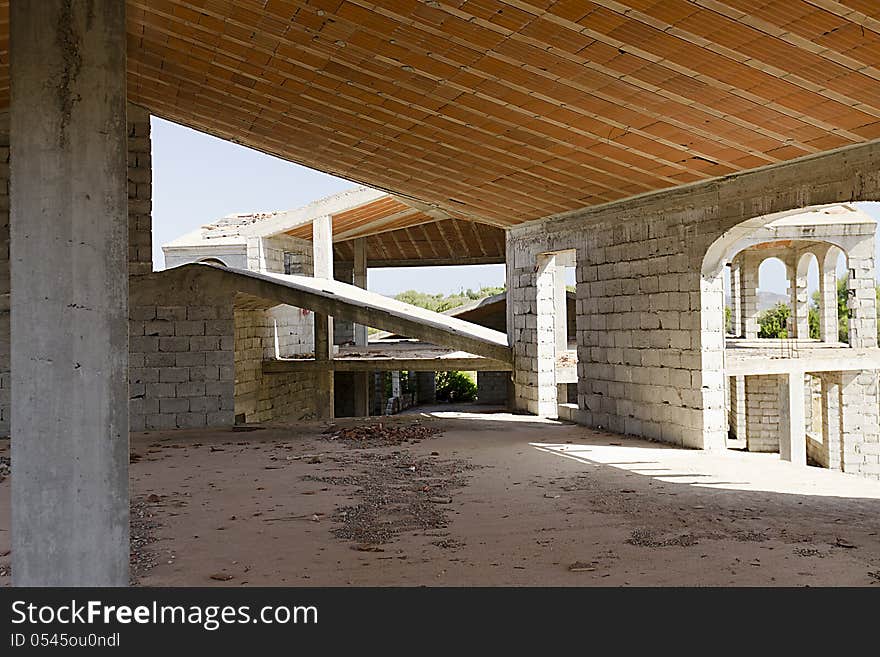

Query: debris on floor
323 422 441 448
130 494 166 584
305 449 475 547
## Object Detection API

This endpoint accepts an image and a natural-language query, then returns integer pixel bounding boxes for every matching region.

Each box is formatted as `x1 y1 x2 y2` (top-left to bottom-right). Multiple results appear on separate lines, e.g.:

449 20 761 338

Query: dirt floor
2 407 880 586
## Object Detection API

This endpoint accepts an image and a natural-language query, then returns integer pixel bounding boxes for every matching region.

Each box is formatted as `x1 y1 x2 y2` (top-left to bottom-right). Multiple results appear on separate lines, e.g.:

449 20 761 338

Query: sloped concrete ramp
139 264 512 364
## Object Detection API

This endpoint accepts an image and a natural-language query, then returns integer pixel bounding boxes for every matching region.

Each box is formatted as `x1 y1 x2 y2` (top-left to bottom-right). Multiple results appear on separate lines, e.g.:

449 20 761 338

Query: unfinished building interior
1 1 880 586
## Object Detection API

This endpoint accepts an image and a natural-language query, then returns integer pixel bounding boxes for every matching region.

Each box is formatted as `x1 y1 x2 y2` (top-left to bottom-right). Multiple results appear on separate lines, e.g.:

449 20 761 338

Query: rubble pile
0 455 9 483
324 422 441 448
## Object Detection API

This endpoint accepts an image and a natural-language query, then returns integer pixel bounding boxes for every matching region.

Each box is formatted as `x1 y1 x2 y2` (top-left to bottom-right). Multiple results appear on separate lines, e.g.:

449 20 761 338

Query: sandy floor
2 408 880 586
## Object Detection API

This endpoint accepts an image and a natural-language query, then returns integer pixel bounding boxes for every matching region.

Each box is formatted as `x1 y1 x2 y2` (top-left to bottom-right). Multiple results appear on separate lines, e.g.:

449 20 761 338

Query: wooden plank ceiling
333 215 505 265
2 1 880 226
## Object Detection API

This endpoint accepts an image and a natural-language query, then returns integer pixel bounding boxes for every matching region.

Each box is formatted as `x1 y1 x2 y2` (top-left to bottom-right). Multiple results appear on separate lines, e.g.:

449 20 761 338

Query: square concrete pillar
729 259 742 336
846 238 878 349
779 371 807 465
740 254 760 339
820 373 843 470
10 0 129 585
313 215 334 418
818 251 839 343
353 237 368 347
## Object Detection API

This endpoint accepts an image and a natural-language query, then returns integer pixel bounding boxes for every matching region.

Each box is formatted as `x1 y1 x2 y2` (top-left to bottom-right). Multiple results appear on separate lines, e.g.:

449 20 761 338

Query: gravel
306 449 475 547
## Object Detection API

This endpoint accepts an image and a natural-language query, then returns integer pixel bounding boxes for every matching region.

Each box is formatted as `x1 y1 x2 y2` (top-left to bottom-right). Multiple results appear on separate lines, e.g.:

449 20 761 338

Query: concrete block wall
129 302 235 430
507 140 880 453
508 224 714 447
245 234 316 357
744 375 782 452
234 308 316 423
839 369 880 478
128 104 153 277
477 371 510 405
416 371 436 404
727 376 746 440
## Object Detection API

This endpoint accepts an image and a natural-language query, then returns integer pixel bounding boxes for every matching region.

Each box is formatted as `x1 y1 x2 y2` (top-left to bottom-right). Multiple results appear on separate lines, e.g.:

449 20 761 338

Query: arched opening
756 256 789 339
703 203 877 465
198 257 228 267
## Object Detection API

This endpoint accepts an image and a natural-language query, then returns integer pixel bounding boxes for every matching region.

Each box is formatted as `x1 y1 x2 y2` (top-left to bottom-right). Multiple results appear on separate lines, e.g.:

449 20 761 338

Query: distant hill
757 291 789 311
724 290 789 311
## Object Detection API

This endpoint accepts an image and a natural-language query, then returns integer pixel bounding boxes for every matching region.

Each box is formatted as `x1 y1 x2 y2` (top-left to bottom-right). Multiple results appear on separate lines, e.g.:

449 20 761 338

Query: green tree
435 371 477 402
757 302 790 338
394 286 505 313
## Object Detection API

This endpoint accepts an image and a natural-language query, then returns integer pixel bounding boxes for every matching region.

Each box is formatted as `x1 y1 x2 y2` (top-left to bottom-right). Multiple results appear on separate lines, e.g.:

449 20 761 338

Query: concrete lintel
724 348 880 376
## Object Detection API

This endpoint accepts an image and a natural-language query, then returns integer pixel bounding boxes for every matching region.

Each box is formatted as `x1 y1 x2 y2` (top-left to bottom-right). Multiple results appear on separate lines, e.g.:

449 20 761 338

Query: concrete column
782 253 799 338
818 249 839 343
729 259 742 336
553 259 568 352
10 0 129 586
779 371 807 465
740 254 760 339
391 371 401 398
820 373 842 470
846 238 878 349
348 239 369 415
312 215 334 418
792 255 811 339
353 238 368 347
535 253 559 417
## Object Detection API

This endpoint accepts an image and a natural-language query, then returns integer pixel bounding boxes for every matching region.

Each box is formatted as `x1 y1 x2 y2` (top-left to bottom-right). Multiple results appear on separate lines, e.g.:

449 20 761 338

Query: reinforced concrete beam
139 264 512 364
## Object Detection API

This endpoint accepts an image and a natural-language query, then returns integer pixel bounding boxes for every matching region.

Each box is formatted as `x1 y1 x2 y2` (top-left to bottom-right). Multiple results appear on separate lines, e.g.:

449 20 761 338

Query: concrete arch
198 257 228 267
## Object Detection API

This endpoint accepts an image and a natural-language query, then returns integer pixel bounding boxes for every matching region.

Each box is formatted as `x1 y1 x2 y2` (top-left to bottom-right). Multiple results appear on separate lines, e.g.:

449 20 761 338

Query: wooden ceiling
3 1 880 226
334 216 505 266
285 195 428 240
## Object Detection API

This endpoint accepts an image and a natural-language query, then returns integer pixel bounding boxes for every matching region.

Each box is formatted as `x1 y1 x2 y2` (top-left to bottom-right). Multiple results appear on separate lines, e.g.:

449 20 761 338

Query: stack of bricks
129 303 235 431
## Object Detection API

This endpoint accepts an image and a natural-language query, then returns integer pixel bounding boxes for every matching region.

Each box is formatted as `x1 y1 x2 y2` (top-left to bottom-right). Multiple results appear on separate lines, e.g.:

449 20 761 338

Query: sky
152 117 880 297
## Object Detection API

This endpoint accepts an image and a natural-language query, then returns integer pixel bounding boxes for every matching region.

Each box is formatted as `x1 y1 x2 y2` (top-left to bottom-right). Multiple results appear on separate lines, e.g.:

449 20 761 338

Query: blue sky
152 117 880 297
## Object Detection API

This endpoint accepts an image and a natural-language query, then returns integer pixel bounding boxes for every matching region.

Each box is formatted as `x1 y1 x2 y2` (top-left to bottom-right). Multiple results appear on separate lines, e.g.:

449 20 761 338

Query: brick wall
129 301 235 430
477 371 509 405
128 104 152 277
